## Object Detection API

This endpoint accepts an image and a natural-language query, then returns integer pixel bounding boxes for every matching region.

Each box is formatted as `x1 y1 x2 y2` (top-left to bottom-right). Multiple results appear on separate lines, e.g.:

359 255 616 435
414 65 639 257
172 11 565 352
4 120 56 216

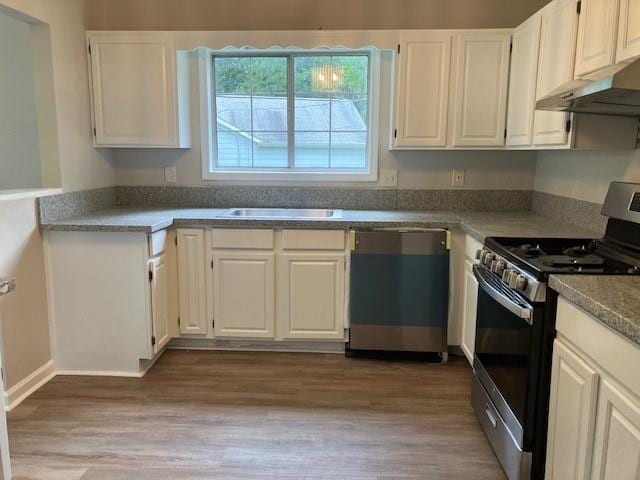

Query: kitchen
0 0 639 479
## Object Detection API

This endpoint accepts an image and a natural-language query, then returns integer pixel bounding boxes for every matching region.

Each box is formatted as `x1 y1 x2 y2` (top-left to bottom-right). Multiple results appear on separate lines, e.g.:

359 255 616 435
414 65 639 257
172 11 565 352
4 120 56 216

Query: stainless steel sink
224 208 342 219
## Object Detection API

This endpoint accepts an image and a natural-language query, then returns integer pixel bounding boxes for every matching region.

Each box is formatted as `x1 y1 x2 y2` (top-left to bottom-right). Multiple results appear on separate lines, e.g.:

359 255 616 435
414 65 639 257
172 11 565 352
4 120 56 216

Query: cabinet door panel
461 260 478 364
574 0 619 77
452 32 511 146
150 253 170 353
213 252 275 338
616 0 640 62
506 14 542 146
545 339 599 480
278 253 345 340
533 0 579 146
591 380 640 480
88 33 177 146
394 32 452 147
177 229 208 335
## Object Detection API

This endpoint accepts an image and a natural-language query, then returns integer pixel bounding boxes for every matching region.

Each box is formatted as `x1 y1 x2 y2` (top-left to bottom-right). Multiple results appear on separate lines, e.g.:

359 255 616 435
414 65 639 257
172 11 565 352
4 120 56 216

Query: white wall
0 11 42 190
0 0 116 394
115 51 537 190
535 149 640 204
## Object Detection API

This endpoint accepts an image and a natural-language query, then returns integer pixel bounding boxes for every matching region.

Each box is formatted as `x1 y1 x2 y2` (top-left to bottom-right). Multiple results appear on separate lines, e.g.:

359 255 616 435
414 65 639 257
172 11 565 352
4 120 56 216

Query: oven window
475 285 532 425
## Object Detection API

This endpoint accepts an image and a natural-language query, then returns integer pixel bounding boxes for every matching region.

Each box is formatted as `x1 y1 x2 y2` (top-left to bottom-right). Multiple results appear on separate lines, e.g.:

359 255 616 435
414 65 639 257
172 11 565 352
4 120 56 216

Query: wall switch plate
452 169 465 187
165 166 177 183
379 169 398 187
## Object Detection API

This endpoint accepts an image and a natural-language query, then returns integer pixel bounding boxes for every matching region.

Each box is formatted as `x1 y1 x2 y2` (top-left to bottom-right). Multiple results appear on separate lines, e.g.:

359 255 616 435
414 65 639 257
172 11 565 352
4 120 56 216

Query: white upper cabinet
533 0 580 146
574 0 620 77
506 14 542 147
451 32 511 147
393 32 452 148
616 0 640 62
87 32 190 148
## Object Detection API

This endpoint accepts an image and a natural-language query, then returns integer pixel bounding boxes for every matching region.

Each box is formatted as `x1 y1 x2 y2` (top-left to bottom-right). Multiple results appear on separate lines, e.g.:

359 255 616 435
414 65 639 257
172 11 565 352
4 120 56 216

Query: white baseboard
55 370 144 378
5 360 56 412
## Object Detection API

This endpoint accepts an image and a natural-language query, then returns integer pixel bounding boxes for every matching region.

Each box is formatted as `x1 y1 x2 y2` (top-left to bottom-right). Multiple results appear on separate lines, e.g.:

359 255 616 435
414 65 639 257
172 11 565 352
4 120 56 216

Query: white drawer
149 229 170 257
282 229 345 251
465 234 483 261
211 228 275 250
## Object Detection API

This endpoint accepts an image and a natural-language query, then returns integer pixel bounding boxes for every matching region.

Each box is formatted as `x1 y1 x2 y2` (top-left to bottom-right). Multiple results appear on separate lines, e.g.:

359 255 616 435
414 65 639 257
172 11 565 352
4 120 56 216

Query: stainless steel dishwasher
347 229 449 360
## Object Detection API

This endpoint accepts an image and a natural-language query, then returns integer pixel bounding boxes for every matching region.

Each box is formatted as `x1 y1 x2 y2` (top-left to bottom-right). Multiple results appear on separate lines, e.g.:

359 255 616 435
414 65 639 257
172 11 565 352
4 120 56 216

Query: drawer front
149 229 170 257
211 228 275 250
465 234 483 261
282 229 345 251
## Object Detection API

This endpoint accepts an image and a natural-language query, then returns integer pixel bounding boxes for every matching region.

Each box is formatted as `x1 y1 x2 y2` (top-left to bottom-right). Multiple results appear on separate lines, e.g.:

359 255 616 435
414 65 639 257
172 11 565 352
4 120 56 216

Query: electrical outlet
452 169 465 187
165 166 177 183
379 169 398 187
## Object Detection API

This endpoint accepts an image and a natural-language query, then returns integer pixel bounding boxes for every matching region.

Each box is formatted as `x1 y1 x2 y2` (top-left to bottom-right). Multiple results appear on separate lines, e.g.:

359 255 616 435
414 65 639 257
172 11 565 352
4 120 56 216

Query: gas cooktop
484 236 640 278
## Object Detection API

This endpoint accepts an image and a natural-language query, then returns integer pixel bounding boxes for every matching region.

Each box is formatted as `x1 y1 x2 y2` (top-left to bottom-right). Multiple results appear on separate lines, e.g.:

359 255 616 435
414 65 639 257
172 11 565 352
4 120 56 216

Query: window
201 49 379 181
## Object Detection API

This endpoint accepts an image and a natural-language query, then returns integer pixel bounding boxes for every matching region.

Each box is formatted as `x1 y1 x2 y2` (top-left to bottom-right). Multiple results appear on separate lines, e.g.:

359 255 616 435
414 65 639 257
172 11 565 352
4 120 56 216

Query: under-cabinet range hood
536 59 640 116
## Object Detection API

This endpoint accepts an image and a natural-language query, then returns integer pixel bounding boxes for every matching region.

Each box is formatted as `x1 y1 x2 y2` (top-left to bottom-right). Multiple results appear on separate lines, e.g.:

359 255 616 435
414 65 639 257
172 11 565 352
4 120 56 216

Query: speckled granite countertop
550 275 640 347
40 207 600 241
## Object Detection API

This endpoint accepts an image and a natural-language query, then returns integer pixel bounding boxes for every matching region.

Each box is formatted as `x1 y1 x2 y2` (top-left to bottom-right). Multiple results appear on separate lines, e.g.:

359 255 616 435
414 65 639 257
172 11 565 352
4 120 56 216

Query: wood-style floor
8 350 505 480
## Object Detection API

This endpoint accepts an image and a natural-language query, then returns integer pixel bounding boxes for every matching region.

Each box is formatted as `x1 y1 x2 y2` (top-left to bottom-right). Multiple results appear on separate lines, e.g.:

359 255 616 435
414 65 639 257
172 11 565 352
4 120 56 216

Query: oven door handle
473 265 533 324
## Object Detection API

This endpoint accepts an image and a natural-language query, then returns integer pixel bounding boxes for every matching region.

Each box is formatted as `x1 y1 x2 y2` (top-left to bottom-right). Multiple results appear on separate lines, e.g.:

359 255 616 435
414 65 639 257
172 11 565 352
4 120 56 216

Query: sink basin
224 208 343 219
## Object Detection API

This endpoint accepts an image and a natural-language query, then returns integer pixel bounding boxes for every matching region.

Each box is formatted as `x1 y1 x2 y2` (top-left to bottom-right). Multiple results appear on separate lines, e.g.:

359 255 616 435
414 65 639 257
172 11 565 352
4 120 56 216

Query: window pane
216 94 251 131
295 131 329 168
330 132 367 169
251 57 287 94
214 57 251 94
331 55 369 93
331 94 368 131
294 96 330 131
216 129 252 167
253 132 288 168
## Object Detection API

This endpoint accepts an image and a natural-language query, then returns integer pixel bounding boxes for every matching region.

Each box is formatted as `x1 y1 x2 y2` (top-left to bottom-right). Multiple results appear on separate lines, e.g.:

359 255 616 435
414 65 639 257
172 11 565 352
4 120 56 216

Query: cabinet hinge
397 44 401 54
148 270 153 282
504 128 507 139
175 236 178 246
509 42 513 54
577 0 582 14
178 316 181 326
565 119 572 133
93 127 96 137
394 128 398 139
88 44 91 55
211 260 214 269
212 318 215 328
151 336 156 346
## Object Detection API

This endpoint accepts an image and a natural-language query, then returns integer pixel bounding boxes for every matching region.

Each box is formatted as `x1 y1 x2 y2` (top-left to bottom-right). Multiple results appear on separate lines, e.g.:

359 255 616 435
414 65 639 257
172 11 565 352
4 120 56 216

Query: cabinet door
150 253 170 353
213 252 275 338
177 229 208 335
545 339 599 480
460 259 478 364
616 0 640 62
574 0 619 77
591 380 640 480
88 33 178 146
533 0 579 146
506 13 542 147
451 32 511 147
278 253 345 340
394 32 452 147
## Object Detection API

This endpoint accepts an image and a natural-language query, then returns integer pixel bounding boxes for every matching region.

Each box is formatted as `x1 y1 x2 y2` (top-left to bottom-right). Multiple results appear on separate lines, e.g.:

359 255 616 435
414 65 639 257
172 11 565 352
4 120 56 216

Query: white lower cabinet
149 252 171 353
212 251 276 338
545 339 599 480
177 229 208 335
277 253 345 340
545 298 640 480
461 260 478 363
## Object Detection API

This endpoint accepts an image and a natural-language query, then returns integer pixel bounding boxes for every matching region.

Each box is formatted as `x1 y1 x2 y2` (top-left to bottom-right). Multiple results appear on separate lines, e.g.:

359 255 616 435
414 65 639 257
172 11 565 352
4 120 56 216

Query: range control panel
630 192 640 213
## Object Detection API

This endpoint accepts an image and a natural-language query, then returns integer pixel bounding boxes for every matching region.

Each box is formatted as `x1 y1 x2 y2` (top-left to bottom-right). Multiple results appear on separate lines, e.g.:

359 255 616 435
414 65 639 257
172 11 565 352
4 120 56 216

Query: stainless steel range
471 182 640 480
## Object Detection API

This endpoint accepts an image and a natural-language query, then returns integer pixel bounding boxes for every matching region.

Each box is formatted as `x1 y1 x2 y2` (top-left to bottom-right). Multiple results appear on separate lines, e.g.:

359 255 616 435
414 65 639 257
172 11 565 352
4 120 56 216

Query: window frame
199 47 380 182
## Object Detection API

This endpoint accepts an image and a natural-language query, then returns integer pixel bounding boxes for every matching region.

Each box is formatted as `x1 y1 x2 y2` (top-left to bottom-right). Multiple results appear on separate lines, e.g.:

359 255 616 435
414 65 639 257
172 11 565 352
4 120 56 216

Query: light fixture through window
312 64 344 91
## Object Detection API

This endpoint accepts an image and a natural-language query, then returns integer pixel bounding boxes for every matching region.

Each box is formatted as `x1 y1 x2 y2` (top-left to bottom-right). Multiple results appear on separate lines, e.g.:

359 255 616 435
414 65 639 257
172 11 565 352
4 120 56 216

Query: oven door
473 264 534 449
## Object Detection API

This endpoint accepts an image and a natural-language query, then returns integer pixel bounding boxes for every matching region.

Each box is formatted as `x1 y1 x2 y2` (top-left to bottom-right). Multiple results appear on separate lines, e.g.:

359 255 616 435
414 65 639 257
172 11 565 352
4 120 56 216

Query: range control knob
508 272 519 289
491 260 506 275
502 268 512 283
482 252 495 266
475 249 484 260
514 274 528 291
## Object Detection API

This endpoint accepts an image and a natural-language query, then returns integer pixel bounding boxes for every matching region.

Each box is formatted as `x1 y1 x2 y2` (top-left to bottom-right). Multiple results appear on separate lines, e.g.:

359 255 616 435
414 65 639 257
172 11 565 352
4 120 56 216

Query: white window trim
199 47 380 182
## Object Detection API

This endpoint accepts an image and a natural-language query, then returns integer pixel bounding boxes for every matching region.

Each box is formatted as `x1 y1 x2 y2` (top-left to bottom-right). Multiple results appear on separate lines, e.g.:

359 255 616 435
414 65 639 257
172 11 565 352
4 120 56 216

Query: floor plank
8 350 505 479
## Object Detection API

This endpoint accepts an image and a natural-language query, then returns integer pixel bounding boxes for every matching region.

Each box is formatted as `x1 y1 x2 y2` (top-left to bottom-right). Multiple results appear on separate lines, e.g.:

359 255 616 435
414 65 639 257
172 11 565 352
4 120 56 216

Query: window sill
203 170 378 182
